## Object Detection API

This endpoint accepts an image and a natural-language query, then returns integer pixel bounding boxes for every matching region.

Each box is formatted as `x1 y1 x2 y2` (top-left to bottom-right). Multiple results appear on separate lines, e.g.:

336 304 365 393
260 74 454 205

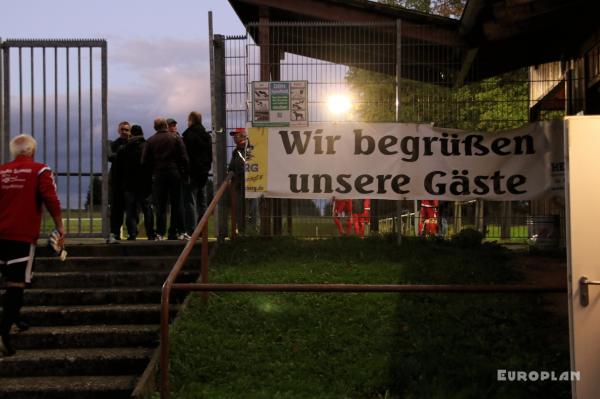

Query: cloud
111 38 210 70
108 38 213 133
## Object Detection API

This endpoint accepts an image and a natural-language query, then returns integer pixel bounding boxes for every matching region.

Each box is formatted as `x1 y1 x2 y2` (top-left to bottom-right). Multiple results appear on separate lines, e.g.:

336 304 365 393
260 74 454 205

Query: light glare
327 94 352 115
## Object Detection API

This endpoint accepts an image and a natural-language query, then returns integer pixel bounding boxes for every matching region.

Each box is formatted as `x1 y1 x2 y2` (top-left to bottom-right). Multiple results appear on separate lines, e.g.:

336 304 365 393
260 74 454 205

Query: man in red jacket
0 134 65 356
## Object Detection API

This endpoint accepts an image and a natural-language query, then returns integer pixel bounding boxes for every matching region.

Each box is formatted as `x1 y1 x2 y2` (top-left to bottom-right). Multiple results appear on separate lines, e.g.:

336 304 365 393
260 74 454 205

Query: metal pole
89 47 94 233
171 282 567 294
30 47 34 136
160 285 171 399
66 48 71 232
18 47 22 134
230 181 238 240
54 47 58 189
3 45 10 163
212 32 228 241
101 41 109 239
396 19 402 245
78 47 83 232
0 38 4 164
42 48 47 164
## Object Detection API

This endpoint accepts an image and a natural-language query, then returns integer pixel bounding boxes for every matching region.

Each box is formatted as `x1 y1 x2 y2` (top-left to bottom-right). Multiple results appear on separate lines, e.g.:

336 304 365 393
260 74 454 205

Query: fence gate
0 39 108 238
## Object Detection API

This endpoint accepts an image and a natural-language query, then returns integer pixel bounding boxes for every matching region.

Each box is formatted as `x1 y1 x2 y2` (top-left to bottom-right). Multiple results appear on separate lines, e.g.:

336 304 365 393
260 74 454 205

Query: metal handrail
160 171 236 399
158 173 566 397
160 281 565 398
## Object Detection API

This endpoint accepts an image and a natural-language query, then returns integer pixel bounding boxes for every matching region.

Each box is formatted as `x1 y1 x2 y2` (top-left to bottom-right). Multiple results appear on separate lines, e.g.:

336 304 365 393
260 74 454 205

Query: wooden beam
454 47 478 88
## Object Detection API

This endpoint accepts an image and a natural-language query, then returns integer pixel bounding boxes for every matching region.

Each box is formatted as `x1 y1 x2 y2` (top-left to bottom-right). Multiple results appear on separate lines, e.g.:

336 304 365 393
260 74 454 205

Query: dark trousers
153 170 183 238
125 191 155 239
183 174 208 234
109 185 126 238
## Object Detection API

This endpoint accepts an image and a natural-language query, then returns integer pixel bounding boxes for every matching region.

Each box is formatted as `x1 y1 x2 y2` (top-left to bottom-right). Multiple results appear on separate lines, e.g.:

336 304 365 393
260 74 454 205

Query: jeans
153 170 183 238
125 191 155 239
183 174 208 235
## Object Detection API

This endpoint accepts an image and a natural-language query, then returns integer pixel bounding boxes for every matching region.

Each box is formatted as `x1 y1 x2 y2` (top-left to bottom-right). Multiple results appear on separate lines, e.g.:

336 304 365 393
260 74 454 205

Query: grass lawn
166 236 569 399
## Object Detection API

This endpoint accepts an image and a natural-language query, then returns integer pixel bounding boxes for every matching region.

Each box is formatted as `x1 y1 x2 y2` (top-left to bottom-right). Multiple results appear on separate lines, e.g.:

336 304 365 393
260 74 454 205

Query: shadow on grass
167 236 570 399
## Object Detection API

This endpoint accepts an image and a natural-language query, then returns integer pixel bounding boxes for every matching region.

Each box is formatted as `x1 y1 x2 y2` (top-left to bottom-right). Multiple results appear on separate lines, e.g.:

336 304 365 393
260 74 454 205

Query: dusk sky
2 0 245 138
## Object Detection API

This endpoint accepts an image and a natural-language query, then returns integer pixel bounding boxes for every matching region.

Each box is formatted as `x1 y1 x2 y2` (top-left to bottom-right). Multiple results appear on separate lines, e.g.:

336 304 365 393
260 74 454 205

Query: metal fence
219 21 567 242
0 39 108 238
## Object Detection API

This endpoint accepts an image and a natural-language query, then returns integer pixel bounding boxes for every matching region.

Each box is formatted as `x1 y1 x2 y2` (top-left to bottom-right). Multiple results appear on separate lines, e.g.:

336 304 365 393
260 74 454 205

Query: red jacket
0 155 62 244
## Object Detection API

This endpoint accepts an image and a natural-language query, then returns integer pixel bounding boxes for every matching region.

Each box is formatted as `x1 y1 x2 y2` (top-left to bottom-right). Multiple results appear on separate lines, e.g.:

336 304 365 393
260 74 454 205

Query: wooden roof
228 0 600 85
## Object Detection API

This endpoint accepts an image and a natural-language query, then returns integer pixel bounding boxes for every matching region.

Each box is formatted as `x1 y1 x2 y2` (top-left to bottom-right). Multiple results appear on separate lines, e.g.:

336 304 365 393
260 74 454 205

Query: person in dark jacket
181 111 212 237
107 121 130 243
228 128 248 234
122 125 155 240
142 118 189 240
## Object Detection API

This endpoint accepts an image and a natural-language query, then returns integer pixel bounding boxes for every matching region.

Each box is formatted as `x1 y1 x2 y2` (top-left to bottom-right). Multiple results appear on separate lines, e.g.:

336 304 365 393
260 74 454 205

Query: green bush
451 228 484 248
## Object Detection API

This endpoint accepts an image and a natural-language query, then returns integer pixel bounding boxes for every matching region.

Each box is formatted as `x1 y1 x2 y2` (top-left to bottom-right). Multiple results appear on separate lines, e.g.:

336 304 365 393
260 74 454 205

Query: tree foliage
378 0 465 18
347 1 530 131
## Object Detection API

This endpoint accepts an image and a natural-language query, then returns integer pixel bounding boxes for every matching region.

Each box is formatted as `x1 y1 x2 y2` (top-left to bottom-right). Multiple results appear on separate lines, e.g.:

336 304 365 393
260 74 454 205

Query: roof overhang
228 0 600 86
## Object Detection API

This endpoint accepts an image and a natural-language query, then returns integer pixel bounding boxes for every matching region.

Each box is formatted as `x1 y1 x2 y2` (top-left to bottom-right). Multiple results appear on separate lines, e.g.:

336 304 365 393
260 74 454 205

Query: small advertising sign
251 81 308 127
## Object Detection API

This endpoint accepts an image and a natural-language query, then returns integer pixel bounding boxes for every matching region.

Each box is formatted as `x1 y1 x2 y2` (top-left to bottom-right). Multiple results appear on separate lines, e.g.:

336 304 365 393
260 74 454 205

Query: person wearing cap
142 118 189 240
228 128 248 233
181 111 212 238
0 134 65 356
167 118 180 137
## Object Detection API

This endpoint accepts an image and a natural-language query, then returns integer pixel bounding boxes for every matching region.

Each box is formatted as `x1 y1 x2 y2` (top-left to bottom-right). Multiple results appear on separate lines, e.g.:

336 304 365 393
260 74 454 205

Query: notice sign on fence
245 121 564 200
251 81 308 127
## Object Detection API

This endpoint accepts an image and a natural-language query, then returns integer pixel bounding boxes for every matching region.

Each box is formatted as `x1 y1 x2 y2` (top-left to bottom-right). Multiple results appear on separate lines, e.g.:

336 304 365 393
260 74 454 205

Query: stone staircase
0 241 204 399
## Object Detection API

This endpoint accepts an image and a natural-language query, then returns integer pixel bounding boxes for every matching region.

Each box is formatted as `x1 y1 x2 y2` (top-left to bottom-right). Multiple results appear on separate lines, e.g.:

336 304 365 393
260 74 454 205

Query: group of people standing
108 112 212 241
332 198 371 237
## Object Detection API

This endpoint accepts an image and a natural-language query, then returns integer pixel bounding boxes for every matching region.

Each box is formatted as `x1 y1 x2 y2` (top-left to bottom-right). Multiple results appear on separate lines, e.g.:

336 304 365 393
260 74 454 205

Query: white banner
246 121 564 201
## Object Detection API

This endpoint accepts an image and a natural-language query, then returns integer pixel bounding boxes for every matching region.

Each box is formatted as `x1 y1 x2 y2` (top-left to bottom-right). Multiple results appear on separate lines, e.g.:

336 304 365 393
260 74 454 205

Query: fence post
230 181 238 241
395 19 402 244
211 30 228 241
100 41 109 240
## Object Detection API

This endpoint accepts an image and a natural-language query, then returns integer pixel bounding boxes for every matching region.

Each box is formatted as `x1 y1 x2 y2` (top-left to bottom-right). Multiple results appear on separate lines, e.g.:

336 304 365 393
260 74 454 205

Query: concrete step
22 287 186 306
0 347 153 377
16 303 177 326
36 241 212 257
12 324 159 349
29 270 199 289
34 256 203 272
0 375 138 399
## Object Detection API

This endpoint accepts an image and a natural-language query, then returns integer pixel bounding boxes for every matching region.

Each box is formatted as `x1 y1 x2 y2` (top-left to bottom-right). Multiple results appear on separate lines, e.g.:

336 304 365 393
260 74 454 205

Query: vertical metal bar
42 47 48 233
0 39 5 164
230 182 238 241
42 48 47 164
160 287 171 399
212 33 228 241
396 19 402 244
19 47 23 134
66 48 71 232
89 47 94 233
29 46 35 136
78 47 82 233
101 41 109 239
54 47 58 187
30 47 34 136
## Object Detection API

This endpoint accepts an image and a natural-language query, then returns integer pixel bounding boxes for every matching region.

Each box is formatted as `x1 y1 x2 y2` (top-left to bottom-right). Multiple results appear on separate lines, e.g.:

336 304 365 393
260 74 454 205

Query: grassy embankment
166 236 569 398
